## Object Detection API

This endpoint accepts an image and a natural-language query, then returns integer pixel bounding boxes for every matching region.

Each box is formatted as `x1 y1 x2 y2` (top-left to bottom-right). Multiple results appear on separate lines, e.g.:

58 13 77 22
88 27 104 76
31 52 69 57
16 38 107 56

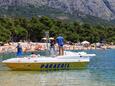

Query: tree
0 26 11 42
13 26 27 41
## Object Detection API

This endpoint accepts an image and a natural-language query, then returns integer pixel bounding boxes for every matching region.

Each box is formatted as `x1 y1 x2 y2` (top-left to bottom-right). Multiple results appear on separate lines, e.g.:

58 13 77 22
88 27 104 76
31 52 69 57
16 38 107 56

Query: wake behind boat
2 51 96 71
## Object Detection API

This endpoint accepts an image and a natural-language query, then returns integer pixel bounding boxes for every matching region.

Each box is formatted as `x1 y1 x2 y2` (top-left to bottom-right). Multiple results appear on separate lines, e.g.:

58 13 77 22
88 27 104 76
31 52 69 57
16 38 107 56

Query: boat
2 51 96 71
2 32 96 71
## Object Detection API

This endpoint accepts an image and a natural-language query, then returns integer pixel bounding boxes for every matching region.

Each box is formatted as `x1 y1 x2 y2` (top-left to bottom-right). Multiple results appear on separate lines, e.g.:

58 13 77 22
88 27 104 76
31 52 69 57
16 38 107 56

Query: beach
0 42 114 53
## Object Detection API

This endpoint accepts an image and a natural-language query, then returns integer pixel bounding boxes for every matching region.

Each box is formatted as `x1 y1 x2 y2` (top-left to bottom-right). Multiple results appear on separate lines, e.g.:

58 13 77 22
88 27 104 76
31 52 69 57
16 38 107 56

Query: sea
0 49 115 86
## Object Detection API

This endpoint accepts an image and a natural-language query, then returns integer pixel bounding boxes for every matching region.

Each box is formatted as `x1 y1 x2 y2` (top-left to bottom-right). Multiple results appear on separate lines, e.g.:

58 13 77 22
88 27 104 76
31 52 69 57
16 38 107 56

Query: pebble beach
0 42 114 54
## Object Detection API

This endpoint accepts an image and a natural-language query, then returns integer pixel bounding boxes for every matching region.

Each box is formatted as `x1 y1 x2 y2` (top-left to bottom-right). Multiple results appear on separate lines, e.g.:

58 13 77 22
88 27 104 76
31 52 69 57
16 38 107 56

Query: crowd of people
15 34 65 57
49 34 64 56
0 34 114 57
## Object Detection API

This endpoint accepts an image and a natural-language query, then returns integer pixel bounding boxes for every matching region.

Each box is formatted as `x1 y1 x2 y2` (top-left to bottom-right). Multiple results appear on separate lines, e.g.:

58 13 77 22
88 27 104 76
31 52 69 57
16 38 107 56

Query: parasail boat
2 51 96 71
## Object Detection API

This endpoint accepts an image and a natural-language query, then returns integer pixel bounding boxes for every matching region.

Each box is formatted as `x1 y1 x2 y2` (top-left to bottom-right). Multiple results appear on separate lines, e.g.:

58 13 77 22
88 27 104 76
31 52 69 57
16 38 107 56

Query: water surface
0 49 115 86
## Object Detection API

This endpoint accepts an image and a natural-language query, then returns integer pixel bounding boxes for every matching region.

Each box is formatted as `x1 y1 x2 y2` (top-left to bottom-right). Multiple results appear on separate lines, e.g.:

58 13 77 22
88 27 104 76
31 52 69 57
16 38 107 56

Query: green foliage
0 16 114 43
0 26 11 42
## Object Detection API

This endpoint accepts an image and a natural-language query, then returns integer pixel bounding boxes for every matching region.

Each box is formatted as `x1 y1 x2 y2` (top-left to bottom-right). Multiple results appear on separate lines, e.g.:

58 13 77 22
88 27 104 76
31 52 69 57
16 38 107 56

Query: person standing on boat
49 37 56 56
56 35 64 55
16 43 23 57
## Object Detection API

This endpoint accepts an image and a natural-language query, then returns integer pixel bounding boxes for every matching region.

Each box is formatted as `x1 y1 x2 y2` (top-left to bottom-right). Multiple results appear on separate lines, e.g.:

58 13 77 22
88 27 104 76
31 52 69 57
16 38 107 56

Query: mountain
0 0 115 25
0 0 115 20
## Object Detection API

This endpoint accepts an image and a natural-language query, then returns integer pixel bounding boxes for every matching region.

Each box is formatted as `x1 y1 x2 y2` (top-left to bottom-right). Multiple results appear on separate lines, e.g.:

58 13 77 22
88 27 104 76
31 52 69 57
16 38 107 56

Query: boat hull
4 62 89 71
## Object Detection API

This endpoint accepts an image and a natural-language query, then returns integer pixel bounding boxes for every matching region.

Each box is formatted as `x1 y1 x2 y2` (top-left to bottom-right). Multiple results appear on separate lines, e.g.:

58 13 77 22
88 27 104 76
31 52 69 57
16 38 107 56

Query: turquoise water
0 49 115 86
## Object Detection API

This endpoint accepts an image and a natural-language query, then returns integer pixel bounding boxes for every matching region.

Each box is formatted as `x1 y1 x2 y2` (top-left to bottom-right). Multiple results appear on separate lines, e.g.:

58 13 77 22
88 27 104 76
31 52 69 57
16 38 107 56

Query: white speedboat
2 51 96 71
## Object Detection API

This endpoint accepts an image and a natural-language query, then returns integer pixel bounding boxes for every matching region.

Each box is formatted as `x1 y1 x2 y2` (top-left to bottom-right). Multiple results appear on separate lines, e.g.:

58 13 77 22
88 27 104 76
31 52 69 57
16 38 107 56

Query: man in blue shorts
56 35 64 55
16 43 23 57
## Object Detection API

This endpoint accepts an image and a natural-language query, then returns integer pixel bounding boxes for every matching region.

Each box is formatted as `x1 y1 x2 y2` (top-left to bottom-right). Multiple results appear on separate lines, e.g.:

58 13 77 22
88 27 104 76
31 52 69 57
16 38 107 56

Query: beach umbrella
96 42 101 46
81 41 90 45
42 38 47 40
49 37 54 40
42 37 54 40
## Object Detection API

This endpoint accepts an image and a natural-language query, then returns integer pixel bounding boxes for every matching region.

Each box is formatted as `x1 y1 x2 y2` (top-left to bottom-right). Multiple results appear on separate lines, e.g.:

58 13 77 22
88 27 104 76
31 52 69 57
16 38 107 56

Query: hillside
0 0 115 20
0 5 114 26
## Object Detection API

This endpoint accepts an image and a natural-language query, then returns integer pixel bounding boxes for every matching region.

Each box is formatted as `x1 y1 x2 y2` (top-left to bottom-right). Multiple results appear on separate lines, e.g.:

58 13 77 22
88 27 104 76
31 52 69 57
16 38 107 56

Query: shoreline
0 42 114 54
